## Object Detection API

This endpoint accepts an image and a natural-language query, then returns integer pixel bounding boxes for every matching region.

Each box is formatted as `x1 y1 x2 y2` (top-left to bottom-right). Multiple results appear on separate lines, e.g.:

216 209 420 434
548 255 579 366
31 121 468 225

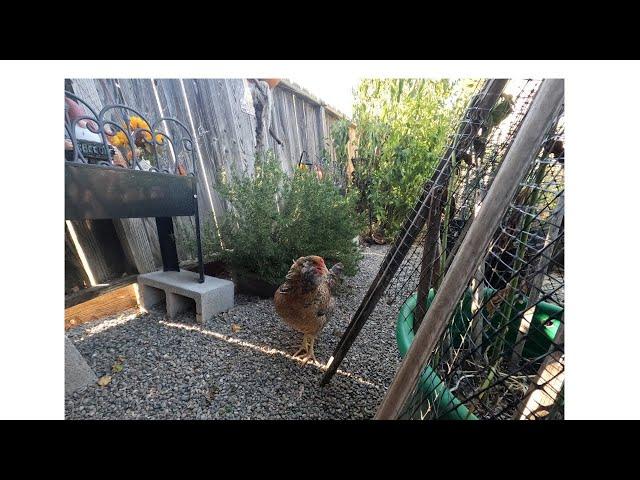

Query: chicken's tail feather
328 262 344 291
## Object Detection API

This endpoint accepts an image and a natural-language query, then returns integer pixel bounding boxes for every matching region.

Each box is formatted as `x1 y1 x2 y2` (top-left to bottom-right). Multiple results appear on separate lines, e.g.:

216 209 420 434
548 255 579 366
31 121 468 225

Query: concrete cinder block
65 337 97 396
137 270 234 323
139 283 165 311
166 291 194 318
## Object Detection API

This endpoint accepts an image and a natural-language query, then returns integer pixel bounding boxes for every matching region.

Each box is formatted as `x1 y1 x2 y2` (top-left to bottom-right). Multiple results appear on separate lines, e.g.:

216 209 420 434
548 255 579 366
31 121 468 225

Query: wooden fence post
513 324 565 419
414 187 444 329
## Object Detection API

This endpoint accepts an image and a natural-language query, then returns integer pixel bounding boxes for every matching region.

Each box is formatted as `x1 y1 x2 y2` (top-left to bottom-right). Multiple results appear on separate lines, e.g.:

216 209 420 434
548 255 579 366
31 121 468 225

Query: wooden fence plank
69 79 158 276
65 224 92 292
267 89 291 172
181 79 230 220
66 77 350 289
286 91 304 167
226 79 257 175
272 87 296 171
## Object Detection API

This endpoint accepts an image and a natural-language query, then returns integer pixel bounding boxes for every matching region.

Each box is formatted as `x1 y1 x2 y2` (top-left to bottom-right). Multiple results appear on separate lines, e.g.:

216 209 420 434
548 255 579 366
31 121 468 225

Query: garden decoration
297 150 323 179
64 90 205 283
64 97 119 165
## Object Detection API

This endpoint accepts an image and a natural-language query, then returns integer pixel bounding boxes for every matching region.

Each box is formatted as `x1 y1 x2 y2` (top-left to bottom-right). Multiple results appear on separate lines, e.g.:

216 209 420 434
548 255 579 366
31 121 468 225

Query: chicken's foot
292 334 318 365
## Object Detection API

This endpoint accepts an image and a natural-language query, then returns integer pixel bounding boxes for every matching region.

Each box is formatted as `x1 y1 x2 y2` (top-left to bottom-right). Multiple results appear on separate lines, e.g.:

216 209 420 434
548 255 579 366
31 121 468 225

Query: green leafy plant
173 216 222 263
329 118 351 183
279 162 363 277
216 152 363 285
337 78 479 239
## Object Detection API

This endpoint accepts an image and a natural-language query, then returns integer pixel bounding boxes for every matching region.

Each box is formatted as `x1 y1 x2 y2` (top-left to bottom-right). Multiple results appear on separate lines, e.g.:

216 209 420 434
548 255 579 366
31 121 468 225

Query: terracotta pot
263 78 280 89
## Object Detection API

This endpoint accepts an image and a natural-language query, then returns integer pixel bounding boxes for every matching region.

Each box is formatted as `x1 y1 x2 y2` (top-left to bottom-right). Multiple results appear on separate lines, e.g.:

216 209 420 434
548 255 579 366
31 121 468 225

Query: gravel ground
65 244 402 420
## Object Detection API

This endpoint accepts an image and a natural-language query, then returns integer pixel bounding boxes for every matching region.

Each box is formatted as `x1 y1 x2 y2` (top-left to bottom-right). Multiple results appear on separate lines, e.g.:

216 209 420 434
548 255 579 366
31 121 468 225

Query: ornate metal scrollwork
64 90 197 177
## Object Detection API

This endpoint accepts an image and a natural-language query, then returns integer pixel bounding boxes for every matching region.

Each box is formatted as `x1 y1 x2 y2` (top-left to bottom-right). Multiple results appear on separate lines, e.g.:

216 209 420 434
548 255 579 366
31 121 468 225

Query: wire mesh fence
383 80 541 309
394 81 564 420
322 79 564 420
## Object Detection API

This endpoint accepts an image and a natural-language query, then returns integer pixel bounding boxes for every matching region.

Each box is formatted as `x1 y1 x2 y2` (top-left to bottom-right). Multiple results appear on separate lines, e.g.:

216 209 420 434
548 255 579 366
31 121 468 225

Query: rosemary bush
216 153 363 285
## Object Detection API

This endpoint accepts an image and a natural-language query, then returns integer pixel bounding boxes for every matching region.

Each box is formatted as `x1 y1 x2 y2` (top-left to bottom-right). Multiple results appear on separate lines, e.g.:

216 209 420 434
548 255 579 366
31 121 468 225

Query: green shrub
173 217 222 263
279 162 363 277
335 79 479 239
330 118 351 184
216 153 363 285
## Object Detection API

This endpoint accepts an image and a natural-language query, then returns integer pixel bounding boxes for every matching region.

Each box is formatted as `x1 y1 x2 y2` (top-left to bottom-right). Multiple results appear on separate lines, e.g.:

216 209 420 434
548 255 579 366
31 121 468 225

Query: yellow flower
110 130 129 147
129 116 152 142
129 116 150 131
155 133 164 145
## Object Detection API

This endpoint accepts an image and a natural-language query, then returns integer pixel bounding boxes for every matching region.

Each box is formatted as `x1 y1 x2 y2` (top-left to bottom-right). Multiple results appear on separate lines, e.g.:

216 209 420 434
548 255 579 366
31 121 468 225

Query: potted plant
262 78 280 89
216 152 363 298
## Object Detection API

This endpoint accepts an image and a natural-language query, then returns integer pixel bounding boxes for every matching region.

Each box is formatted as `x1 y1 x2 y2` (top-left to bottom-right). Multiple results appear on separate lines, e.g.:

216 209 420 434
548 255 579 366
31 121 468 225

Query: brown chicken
274 256 343 364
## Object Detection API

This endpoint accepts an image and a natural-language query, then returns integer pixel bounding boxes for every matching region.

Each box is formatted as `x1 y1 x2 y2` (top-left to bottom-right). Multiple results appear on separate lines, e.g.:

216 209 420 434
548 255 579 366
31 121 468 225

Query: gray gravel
65 244 402 420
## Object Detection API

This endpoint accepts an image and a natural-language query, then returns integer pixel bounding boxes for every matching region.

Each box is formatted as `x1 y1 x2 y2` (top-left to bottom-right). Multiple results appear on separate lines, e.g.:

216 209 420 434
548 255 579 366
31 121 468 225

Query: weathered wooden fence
65 78 353 295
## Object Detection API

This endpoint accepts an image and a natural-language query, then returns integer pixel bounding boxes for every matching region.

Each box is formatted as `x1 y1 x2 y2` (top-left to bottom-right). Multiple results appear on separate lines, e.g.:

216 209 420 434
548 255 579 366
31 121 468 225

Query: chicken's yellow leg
304 336 317 364
292 334 312 358
291 334 318 365
296 336 317 365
